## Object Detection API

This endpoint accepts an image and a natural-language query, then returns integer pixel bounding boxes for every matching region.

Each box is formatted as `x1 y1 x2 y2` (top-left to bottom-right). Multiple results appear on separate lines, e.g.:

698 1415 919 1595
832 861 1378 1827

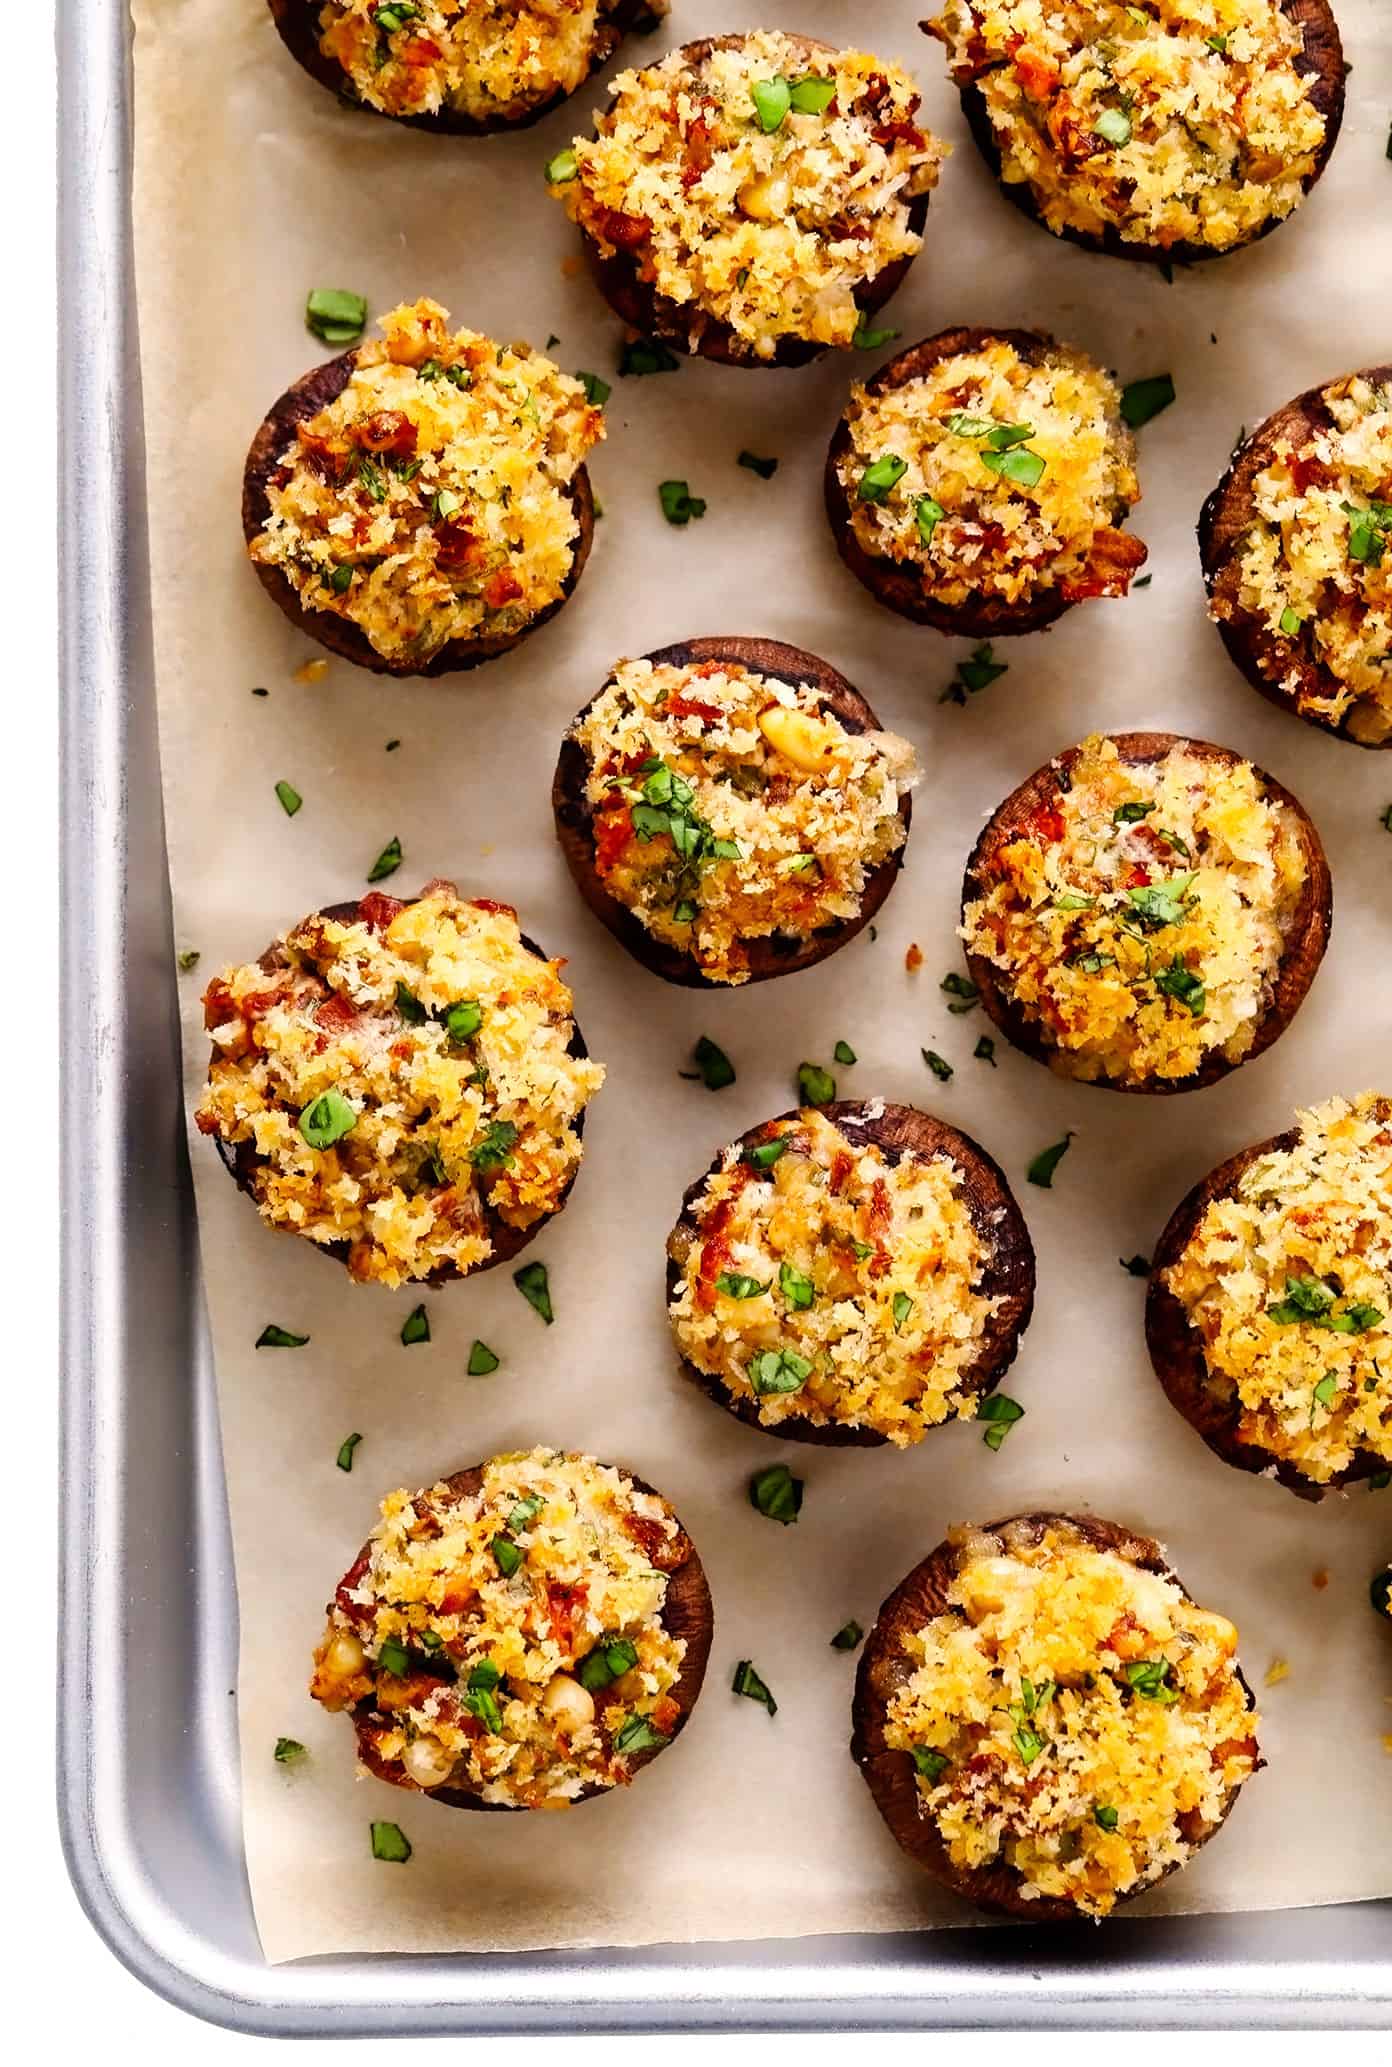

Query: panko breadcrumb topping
839 337 1144 608
571 657 916 985
1162 1093 1392 1483
196 882 603 1286
249 298 601 666
961 735 1311 1086
927 0 1328 253
551 31 944 359
316 0 667 124
884 1519 1260 1915
668 1108 999 1443
1217 374 1392 745
311 1450 690 1808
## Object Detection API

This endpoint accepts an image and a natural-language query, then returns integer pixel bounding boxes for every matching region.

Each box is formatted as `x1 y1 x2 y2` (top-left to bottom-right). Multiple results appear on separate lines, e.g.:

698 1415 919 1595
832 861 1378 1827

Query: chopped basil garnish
941 971 980 1013
619 337 679 377
892 1291 913 1333
1124 1658 1177 1704
789 73 837 115
1125 873 1196 930
1027 1133 1074 1188
858 453 908 503
1120 374 1176 428
913 1747 949 1782
442 999 481 1043
1267 1275 1382 1333
657 476 707 524
716 1271 771 1300
1094 1804 1120 1831
577 1638 640 1691
672 899 698 924
941 643 1008 704
915 495 945 548
922 1049 953 1083
979 1394 1025 1450
577 370 610 406
324 563 353 594
256 1324 309 1349
797 1060 836 1108
469 1119 518 1171
830 1620 864 1652
1312 1373 1339 1420
177 949 201 971
779 1260 815 1311
974 1035 997 1066
1121 1255 1151 1278
370 1820 412 1863
749 1346 812 1396
463 1684 502 1732
750 75 792 133
274 779 302 817
692 1035 736 1090
544 147 578 183
1114 800 1155 824
394 982 426 1024
385 738 400 751
738 450 779 478
1012 1724 1045 1765
1154 956 1205 1016
613 1714 670 1755
336 1431 362 1472
400 1305 429 1347
852 315 900 351
274 1737 306 1764
944 411 997 438
1343 499 1392 566
300 1089 358 1149
732 1659 777 1715
467 1340 500 1377
1279 606 1303 636
507 1494 545 1533
1206 32 1228 52
367 835 402 883
1094 107 1132 146
378 1636 408 1677
750 1462 803 1525
981 446 1046 488
833 1039 857 1065
306 287 367 346
513 1262 553 1324
745 1135 789 1171
491 1535 523 1577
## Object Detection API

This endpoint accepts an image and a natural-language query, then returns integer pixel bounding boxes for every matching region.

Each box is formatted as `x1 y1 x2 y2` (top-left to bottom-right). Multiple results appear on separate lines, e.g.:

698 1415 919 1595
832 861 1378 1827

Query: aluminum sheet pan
57 0 1391 2031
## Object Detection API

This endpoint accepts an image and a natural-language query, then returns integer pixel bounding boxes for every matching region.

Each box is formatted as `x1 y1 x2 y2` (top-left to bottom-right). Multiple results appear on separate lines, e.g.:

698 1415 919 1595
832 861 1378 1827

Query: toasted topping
196 883 602 1287
315 1 668 124
838 337 1143 609
249 299 601 667
884 1520 1259 1915
1214 373 1392 745
311 1449 691 1808
571 656 915 985
551 32 944 361
1163 1094 1392 1484
961 735 1311 1086
927 1 1328 253
668 1108 1002 1445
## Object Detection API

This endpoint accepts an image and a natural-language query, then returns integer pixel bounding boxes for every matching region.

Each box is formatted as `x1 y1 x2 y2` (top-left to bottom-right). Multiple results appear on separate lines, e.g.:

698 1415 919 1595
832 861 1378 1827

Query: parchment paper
132 0 1391 1963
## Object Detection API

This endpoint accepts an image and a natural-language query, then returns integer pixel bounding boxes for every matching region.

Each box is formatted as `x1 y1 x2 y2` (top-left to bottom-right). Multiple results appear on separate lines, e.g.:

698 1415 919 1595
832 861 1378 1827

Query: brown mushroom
553 636 912 988
852 1511 1259 1919
1198 364 1392 749
666 1100 1035 1447
960 731 1333 1093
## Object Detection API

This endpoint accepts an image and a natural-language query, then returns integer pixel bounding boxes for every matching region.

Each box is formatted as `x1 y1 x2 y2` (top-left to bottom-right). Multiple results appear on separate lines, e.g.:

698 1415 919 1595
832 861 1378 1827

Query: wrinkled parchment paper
132 0 1391 1963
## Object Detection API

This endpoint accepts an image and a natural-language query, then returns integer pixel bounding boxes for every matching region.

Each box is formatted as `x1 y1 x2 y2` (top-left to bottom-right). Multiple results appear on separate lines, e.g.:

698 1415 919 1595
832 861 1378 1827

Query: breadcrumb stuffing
884 1518 1259 1915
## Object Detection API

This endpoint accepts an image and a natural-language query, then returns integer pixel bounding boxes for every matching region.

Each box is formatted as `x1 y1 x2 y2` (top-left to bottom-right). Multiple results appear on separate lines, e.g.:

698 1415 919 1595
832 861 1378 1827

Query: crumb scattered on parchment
293 657 329 685
905 943 923 972
1264 1658 1290 1687
1311 1568 1329 1591
560 255 584 279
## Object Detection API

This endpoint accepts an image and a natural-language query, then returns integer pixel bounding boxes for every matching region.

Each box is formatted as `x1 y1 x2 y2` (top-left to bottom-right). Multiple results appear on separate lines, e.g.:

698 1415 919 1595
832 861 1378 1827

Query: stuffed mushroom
924 1 1344 265
243 297 601 676
546 31 944 367
826 326 1147 637
666 1101 1035 1447
268 0 667 133
196 880 603 1286
1199 365 1392 748
852 1512 1261 1919
960 732 1332 1092
311 1448 712 1809
553 637 916 987
1146 1092 1392 1498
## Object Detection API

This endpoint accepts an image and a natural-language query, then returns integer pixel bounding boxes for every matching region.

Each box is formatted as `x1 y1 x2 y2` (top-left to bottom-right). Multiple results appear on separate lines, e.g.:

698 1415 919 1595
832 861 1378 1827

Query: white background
25 0 1386 2052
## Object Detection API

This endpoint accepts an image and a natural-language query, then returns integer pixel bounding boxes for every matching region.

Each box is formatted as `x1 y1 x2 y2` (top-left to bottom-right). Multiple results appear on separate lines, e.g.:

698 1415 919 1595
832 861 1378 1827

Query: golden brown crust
267 0 662 136
950 0 1345 267
575 35 931 369
210 889 590 1279
552 637 911 988
824 325 1110 637
960 731 1333 1093
347 1460 713 1812
1145 1129 1388 1498
1198 363 1392 749
241 347 594 677
851 1511 1256 1918
666 1100 1036 1447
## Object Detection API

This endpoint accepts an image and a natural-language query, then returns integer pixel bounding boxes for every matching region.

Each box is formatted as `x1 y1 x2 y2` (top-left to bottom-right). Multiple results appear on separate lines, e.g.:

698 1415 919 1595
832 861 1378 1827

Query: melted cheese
1163 1093 1392 1483
1218 373 1392 744
311 1449 689 1808
668 1108 999 1443
838 337 1143 606
552 31 945 359
571 657 916 985
249 298 601 667
960 734 1310 1086
196 882 604 1287
927 1 1327 252
884 1521 1259 1915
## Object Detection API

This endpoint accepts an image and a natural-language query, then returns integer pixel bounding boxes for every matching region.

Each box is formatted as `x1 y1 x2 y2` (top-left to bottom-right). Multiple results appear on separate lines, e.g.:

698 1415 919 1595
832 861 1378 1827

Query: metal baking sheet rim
55 0 1391 2034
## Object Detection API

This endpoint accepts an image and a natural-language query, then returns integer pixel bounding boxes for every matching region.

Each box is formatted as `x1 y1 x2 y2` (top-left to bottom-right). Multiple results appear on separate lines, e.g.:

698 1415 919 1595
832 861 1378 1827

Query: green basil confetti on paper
274 779 302 817
513 1261 553 1324
732 1659 778 1715
797 1060 836 1107
400 1305 429 1347
467 1340 501 1377
367 835 402 883
830 1620 863 1652
177 949 201 972
922 1049 953 1083
979 1394 1025 1451
659 478 707 525
692 1035 736 1090
336 1432 363 1473
941 971 980 1013
974 1035 996 1066
1027 1133 1074 1187
1120 374 1176 428
750 1462 803 1525
577 370 610 405
306 287 367 345
739 450 779 479
256 1324 309 1349
370 1820 412 1863
833 1039 857 1065
619 336 679 377
274 1737 306 1764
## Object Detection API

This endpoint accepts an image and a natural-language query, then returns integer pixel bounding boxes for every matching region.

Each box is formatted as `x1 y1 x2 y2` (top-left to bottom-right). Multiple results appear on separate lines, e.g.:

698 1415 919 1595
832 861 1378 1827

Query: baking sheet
132 0 1391 1964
